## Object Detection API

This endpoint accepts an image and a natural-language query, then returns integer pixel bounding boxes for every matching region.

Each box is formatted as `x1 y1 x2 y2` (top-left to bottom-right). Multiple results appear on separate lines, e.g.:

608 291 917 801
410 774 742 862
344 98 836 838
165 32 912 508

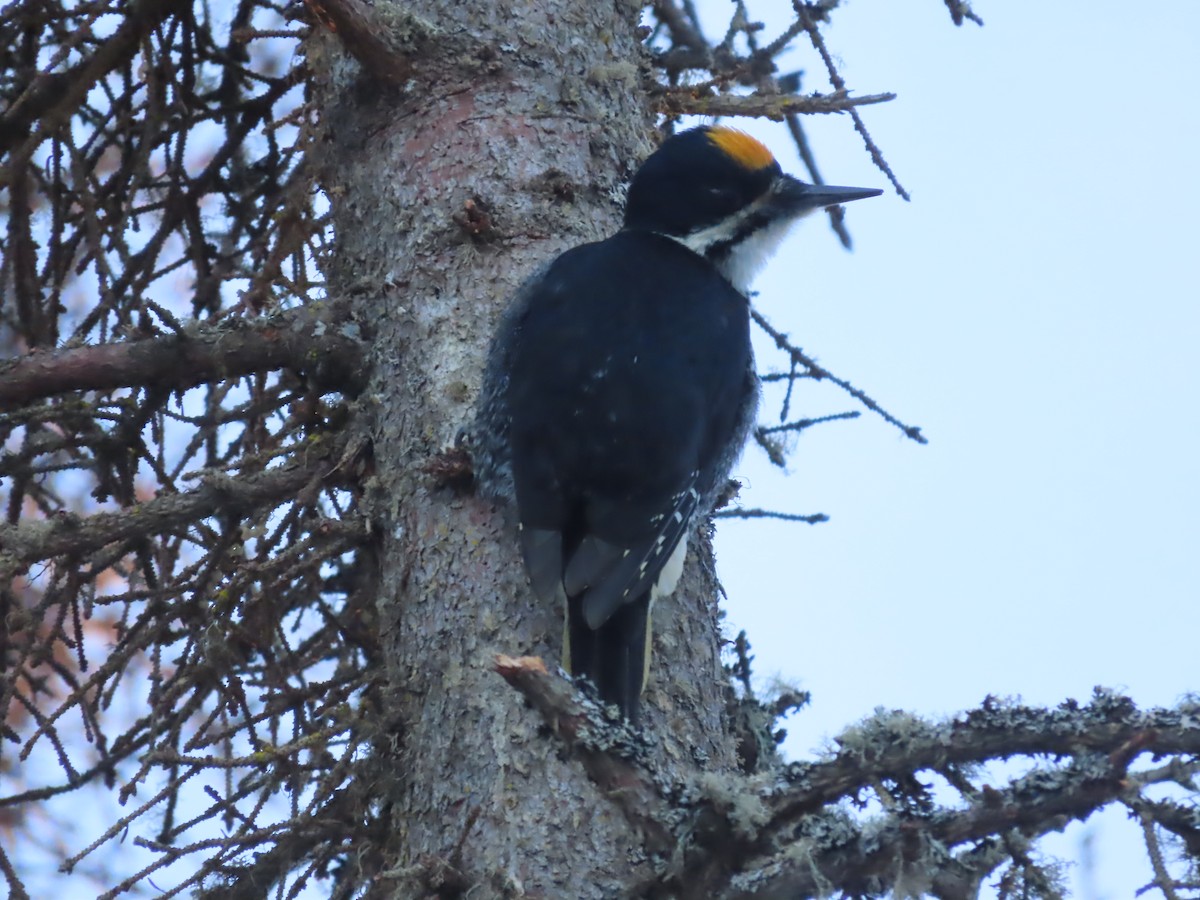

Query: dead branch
500 668 1200 899
0 436 344 569
304 0 435 84
655 89 896 121
727 694 1200 896
724 771 1102 897
766 693 1200 833
0 303 364 408
493 654 677 856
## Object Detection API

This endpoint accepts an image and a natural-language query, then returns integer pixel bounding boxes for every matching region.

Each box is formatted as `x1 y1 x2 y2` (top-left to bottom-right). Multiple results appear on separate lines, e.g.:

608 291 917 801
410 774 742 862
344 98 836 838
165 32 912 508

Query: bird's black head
622 125 882 292
623 126 782 235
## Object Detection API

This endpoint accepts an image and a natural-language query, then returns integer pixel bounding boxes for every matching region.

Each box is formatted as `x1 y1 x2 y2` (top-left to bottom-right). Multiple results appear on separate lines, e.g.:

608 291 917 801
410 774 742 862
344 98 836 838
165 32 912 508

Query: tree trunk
310 1 742 895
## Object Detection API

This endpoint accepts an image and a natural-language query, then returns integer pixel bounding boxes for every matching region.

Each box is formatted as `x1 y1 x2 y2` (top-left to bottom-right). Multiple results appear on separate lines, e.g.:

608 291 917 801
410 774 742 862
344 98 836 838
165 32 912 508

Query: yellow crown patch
706 127 776 171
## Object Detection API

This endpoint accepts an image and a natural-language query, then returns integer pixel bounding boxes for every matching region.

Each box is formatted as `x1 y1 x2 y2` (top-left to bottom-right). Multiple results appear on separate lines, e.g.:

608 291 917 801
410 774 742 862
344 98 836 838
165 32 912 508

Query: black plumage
477 231 756 721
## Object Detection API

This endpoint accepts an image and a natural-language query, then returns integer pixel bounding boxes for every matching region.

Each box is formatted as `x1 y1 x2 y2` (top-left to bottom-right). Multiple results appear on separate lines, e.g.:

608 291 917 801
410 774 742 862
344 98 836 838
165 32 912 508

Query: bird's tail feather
565 593 650 723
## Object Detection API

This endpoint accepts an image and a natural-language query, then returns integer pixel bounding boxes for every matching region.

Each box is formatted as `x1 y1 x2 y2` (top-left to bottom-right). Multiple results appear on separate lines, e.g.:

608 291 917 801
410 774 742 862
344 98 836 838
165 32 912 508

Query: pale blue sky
698 2 1200 895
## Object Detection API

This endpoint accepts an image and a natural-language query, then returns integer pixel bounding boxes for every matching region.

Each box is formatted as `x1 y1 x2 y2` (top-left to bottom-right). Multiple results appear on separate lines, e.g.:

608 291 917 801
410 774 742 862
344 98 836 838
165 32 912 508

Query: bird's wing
565 478 701 630
518 525 569 609
517 479 701 630
503 234 750 628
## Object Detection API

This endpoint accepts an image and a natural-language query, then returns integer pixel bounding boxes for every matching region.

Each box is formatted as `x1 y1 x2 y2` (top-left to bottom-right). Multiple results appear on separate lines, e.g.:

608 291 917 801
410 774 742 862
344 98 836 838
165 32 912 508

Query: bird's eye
700 186 739 211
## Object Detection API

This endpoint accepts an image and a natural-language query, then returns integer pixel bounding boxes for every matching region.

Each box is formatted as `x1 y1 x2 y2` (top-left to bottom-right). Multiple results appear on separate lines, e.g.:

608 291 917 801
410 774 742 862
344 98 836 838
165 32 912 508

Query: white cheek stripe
716 218 795 294
664 212 806 295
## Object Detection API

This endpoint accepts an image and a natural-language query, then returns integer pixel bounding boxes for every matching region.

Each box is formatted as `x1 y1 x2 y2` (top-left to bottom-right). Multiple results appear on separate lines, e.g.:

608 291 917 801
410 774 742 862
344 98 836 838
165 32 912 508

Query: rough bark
309 2 738 895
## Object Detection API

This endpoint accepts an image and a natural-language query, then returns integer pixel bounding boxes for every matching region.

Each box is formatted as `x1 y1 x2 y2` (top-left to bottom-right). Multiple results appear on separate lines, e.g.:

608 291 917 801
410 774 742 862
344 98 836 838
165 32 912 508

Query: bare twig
1137 808 1183 900
0 843 30 900
0 0 186 156
794 3 910 200
714 508 828 524
751 308 927 444
944 0 985 27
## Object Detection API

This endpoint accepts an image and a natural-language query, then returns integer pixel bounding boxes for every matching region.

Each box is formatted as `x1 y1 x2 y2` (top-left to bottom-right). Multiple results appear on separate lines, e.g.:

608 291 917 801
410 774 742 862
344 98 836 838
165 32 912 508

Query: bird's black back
497 230 754 718
506 230 752 558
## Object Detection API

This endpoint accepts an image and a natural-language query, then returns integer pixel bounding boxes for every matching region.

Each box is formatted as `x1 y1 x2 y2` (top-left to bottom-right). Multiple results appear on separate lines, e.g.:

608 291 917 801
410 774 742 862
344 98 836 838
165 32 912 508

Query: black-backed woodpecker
472 125 881 722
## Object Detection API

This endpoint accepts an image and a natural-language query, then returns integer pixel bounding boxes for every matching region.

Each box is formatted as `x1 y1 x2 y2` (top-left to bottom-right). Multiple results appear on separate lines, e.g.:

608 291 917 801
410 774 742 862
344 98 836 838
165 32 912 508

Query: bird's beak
774 175 883 215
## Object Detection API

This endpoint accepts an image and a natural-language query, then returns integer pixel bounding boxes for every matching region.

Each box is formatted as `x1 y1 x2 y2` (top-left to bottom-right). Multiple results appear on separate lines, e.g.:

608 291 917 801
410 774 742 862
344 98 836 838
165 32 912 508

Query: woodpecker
472 125 880 721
